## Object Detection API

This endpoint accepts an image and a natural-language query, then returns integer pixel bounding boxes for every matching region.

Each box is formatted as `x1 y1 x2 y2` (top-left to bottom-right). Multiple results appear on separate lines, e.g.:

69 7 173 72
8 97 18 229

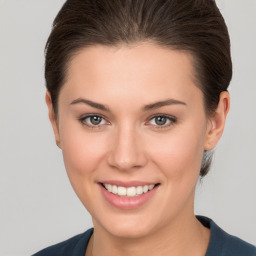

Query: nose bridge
107 122 147 171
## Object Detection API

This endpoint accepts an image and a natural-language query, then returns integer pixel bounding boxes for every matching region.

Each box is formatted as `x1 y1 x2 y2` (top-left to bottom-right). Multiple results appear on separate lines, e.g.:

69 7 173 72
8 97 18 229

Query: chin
94 212 158 239
106 223 155 239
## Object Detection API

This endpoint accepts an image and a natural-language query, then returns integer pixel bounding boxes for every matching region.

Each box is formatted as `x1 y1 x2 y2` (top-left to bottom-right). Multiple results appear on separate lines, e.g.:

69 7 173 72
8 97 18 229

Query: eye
147 115 177 128
79 114 109 127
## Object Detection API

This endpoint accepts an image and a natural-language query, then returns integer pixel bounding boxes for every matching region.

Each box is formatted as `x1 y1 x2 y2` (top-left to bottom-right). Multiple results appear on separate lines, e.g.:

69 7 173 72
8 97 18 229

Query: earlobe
45 91 61 148
204 91 230 150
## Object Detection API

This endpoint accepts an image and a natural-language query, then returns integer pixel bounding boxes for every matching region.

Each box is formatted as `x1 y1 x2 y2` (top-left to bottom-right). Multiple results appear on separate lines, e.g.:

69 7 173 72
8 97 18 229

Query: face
47 43 226 239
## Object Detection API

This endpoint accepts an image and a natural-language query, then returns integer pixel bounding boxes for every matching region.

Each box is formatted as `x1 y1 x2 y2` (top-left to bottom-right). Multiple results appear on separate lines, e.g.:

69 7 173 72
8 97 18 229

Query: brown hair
45 0 232 176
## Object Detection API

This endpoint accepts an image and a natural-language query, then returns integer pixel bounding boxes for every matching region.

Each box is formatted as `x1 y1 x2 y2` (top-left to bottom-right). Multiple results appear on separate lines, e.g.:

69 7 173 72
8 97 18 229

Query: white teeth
117 186 126 196
148 184 154 190
143 185 149 193
127 187 136 197
112 185 118 194
103 183 156 197
136 186 143 195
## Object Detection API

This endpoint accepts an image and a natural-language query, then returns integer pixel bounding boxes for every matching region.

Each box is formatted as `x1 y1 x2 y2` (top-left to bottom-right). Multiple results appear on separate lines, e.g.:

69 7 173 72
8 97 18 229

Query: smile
103 183 156 197
99 181 160 209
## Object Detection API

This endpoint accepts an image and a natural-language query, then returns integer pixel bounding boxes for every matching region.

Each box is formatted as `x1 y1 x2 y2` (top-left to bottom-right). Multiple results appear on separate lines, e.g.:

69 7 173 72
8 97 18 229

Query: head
45 0 231 238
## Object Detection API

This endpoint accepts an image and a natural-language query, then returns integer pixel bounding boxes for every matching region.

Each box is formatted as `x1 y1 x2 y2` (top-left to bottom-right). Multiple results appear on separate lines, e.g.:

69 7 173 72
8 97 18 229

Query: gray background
0 0 255 255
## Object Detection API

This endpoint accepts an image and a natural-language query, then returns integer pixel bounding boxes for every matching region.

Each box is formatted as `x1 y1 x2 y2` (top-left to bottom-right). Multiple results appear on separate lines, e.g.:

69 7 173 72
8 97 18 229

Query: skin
46 42 230 256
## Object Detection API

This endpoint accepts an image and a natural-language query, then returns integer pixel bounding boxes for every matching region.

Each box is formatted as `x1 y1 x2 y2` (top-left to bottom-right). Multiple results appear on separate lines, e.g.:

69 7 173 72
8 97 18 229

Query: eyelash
78 114 177 129
146 114 177 129
78 114 109 129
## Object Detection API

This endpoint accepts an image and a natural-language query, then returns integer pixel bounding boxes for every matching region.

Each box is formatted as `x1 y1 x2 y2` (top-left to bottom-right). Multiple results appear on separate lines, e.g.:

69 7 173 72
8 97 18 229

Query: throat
89 215 210 256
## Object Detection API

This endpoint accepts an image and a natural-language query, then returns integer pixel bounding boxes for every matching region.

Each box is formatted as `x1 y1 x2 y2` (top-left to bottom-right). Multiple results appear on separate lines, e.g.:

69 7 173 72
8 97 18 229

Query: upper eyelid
79 113 108 120
147 113 177 121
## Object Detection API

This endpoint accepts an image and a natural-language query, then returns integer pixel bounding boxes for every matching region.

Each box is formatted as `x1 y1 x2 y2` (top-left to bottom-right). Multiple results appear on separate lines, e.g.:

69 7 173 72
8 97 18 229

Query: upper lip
99 180 159 187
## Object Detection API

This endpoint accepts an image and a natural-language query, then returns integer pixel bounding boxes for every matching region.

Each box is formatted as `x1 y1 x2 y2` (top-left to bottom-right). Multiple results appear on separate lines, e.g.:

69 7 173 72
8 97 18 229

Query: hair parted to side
45 0 232 177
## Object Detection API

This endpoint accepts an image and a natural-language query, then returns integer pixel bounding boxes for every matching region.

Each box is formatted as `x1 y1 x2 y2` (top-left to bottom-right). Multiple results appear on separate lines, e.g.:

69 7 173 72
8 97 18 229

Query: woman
33 0 256 255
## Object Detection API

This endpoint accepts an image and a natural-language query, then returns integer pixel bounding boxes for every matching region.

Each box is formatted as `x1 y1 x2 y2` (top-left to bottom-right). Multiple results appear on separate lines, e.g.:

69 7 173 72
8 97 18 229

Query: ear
45 91 61 148
204 91 230 150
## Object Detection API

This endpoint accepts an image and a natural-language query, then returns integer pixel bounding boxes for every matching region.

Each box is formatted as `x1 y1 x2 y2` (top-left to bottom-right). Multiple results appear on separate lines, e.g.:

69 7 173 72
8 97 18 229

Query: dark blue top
32 216 256 256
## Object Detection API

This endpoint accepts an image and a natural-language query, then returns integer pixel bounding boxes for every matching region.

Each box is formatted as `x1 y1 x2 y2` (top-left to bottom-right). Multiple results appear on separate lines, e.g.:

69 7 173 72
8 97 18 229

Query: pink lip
99 183 159 210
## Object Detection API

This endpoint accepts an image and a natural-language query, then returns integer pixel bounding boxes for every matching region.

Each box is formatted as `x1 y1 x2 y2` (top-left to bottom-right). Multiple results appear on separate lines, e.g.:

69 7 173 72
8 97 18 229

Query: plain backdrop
0 0 255 255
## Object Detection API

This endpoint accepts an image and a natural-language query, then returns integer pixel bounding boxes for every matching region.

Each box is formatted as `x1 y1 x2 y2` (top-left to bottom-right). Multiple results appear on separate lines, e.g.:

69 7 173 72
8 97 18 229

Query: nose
107 125 148 172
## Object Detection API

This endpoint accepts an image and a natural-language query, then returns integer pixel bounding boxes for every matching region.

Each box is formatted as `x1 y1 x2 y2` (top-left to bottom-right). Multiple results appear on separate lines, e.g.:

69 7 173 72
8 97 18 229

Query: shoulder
32 228 93 256
197 216 256 256
222 233 256 256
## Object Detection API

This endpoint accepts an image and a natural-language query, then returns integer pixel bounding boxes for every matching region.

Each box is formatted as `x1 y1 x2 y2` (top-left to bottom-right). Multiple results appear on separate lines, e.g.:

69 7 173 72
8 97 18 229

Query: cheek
148 125 206 180
59 125 110 212
59 123 108 180
145 125 206 222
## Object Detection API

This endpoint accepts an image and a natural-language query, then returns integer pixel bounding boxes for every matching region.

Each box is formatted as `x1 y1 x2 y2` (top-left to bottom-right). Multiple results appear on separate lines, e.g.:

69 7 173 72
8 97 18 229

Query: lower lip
99 184 159 210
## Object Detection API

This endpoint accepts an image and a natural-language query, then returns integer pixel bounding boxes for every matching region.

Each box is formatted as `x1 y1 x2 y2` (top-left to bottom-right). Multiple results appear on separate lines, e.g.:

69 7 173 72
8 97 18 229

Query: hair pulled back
45 0 232 176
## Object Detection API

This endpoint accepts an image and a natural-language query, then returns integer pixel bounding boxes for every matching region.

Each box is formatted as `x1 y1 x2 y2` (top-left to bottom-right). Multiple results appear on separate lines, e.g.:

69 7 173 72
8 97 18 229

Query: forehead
61 43 202 107
67 42 196 81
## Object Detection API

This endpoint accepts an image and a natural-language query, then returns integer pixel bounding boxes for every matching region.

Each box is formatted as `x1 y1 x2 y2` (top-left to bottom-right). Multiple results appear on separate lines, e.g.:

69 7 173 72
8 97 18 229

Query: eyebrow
70 98 187 112
70 98 110 111
143 98 187 111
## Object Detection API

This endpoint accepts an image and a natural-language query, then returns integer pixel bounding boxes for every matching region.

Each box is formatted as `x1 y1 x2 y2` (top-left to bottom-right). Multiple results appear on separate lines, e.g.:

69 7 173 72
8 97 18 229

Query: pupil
90 116 101 125
156 116 166 125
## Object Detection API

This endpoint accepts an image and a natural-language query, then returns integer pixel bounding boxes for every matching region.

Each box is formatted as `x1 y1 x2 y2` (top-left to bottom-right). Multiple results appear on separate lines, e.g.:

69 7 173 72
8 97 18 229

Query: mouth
99 181 160 210
100 182 160 197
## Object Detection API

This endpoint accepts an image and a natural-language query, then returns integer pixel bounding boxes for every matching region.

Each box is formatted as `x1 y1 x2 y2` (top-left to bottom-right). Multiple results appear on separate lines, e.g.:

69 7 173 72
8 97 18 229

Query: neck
87 212 210 256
